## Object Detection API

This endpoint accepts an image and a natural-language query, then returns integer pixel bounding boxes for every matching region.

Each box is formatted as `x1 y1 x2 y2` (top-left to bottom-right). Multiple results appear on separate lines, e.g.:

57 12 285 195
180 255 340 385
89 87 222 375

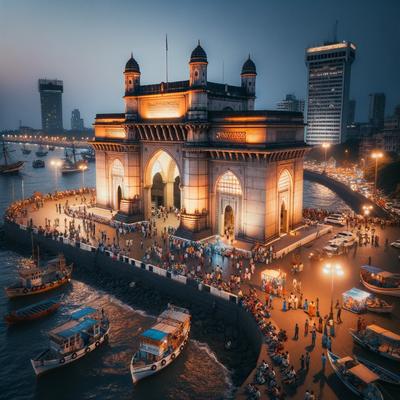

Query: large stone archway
277 169 293 235
110 158 124 210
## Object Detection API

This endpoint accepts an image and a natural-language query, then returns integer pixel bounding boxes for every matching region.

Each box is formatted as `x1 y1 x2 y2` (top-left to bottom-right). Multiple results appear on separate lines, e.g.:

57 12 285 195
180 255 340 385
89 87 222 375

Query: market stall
342 287 371 313
261 269 286 296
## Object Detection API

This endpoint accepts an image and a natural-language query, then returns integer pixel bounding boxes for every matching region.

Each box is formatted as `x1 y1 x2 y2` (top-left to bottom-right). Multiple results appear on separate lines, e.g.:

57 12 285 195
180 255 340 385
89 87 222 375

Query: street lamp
79 164 88 188
322 143 331 173
363 204 373 225
371 152 383 199
50 160 62 191
323 263 344 320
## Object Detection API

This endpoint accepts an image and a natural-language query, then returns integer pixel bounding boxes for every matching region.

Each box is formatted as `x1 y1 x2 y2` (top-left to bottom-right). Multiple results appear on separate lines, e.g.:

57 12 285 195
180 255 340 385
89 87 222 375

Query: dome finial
198 39 200 46
131 51 133 58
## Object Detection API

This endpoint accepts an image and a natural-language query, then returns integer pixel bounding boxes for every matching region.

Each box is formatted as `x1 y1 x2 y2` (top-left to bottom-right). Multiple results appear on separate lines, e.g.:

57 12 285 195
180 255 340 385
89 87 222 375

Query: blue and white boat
31 306 109 376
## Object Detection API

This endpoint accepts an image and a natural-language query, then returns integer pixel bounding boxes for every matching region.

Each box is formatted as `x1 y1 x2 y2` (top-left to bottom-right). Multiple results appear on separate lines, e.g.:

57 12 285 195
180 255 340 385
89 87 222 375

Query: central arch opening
117 186 122 210
147 150 181 215
280 201 288 234
224 205 234 240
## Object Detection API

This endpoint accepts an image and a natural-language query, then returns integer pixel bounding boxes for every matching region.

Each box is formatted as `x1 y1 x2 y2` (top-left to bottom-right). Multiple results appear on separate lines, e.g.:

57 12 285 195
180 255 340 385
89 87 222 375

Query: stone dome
190 41 207 63
241 56 257 75
125 53 140 73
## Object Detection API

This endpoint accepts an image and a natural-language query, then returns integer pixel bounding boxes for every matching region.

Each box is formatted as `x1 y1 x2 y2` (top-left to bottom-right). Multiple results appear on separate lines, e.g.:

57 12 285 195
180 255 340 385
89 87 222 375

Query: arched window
111 159 124 176
217 171 242 195
278 170 291 192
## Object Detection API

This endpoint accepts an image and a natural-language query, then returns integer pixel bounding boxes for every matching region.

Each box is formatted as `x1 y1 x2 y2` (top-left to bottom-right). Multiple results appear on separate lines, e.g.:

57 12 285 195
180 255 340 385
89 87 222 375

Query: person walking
300 354 305 370
321 352 327 372
311 328 316 346
337 305 342 324
305 352 310 370
294 323 299 340
304 319 309 336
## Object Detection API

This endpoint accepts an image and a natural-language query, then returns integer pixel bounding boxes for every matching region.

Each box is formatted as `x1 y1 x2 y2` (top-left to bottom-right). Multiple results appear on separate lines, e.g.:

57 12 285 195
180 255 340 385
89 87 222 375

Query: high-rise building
369 92 386 130
347 99 356 125
38 79 63 133
305 41 356 145
71 108 84 131
277 94 305 113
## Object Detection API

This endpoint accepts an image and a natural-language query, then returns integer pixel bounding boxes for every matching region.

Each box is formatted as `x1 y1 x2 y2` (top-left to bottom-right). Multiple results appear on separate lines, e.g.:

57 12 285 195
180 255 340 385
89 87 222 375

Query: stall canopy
342 287 371 313
261 269 281 279
342 288 371 301
361 265 383 274
349 364 379 383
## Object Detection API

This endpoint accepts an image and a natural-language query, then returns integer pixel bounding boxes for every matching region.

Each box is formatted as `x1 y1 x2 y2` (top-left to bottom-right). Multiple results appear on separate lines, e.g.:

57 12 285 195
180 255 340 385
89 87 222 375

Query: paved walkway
15 196 400 400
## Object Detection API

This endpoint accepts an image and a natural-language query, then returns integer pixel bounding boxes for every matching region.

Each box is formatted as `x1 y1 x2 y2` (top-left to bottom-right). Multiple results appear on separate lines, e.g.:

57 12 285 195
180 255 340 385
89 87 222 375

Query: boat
366 297 394 314
4 298 61 324
130 304 190 383
35 144 48 157
5 254 73 298
360 265 400 297
49 146 55 151
21 143 31 154
61 144 88 174
31 306 109 375
81 147 95 162
32 159 45 168
0 139 24 174
350 324 400 362
355 355 400 385
327 350 383 400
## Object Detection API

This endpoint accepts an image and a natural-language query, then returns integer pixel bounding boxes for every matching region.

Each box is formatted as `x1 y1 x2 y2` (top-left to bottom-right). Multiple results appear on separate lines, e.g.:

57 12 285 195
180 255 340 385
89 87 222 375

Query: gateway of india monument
92 42 308 243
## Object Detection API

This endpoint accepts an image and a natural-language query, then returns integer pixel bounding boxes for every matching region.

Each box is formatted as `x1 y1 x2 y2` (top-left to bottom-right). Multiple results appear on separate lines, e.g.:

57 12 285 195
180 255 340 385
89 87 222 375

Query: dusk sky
0 0 399 130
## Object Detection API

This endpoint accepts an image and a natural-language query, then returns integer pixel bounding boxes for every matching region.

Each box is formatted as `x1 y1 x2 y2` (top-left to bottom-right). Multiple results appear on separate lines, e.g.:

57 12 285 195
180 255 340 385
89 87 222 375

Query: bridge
304 169 388 218
2 133 91 149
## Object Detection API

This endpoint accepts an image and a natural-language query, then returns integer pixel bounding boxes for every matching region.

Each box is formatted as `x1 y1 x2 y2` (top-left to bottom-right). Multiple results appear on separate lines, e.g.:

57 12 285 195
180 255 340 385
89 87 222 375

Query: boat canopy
348 364 379 383
56 318 98 339
361 265 383 274
141 328 167 342
342 287 371 301
71 307 97 320
153 322 178 335
158 309 190 324
367 324 389 335
381 330 400 342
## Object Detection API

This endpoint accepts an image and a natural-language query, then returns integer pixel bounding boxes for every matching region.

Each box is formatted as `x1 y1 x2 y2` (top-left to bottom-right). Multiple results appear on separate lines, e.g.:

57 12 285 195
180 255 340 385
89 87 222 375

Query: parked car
334 231 356 247
391 240 400 249
324 216 346 226
323 238 345 257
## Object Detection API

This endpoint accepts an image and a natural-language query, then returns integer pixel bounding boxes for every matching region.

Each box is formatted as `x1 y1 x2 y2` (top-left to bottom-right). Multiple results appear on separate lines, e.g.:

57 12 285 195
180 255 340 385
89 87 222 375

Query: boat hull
361 275 400 297
5 266 72 298
366 305 393 314
0 161 24 174
130 331 189 383
5 302 60 324
31 327 110 376
356 355 400 385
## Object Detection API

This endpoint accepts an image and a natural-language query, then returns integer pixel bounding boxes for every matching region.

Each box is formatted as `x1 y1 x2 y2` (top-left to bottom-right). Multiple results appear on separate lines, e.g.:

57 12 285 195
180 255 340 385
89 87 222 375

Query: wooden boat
130 304 190 383
31 306 109 375
0 139 24 174
360 265 400 297
4 298 61 324
355 355 400 385
61 145 87 174
48 146 55 151
32 159 45 168
350 325 400 362
35 145 48 157
21 144 31 154
366 297 394 314
327 351 383 400
5 254 72 298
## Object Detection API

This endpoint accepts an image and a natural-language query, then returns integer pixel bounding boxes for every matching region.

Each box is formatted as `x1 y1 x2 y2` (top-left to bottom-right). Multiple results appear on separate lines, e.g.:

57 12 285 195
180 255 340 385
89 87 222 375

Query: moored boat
21 144 31 154
327 351 383 400
61 145 87 174
35 145 48 157
32 159 45 168
355 355 400 385
4 298 61 324
366 297 393 314
31 306 109 375
1 139 24 174
360 265 400 297
5 254 73 298
350 324 400 362
49 146 55 151
130 304 190 383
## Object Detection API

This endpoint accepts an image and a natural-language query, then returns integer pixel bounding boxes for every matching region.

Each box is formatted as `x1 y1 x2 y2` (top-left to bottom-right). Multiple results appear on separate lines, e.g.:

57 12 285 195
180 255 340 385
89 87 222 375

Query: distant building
384 104 400 130
347 99 356 125
305 41 356 145
38 79 63 133
277 94 304 113
71 109 84 131
369 93 386 130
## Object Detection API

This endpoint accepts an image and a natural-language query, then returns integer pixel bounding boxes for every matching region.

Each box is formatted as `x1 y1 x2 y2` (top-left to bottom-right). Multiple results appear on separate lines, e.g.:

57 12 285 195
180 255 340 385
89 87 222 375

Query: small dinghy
327 351 383 400
355 355 400 385
4 298 61 324
366 297 394 314
31 306 109 376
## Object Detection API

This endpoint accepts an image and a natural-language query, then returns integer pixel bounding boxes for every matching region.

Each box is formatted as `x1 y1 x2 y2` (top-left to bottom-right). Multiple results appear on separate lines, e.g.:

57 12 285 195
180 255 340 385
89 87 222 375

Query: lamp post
50 160 62 191
362 204 373 226
371 152 383 199
323 263 344 320
322 143 330 173
79 164 87 189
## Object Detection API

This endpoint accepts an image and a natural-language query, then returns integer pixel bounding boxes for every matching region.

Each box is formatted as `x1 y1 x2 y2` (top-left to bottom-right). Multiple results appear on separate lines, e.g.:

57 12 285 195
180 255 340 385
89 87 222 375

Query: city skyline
0 0 399 130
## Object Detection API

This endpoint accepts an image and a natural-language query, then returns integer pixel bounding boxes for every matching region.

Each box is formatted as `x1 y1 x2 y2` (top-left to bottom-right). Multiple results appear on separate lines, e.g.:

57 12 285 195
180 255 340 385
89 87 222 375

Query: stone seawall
3 221 263 392
304 170 388 218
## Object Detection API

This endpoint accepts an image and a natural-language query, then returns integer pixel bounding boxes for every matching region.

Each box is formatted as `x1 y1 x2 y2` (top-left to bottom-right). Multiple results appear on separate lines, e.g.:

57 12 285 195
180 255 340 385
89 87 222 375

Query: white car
324 216 346 226
323 239 345 256
334 231 356 247
391 240 400 249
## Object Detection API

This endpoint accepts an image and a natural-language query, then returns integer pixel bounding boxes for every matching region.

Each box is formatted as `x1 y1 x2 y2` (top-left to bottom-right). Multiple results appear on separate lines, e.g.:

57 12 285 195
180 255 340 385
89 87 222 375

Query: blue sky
0 0 399 129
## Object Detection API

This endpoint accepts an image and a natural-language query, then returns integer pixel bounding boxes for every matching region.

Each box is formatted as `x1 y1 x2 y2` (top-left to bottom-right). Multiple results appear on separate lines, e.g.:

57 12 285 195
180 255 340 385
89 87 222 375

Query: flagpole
165 34 168 85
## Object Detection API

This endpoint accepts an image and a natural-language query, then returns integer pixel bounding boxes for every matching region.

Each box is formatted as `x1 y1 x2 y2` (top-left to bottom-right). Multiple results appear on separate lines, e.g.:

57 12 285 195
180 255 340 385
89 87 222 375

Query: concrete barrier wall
304 170 388 218
4 221 263 374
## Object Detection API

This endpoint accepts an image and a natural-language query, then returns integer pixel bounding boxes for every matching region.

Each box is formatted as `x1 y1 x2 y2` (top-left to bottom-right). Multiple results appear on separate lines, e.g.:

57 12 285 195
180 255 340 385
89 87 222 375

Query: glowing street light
322 143 331 173
323 263 344 320
50 159 62 191
371 152 383 199
79 164 88 188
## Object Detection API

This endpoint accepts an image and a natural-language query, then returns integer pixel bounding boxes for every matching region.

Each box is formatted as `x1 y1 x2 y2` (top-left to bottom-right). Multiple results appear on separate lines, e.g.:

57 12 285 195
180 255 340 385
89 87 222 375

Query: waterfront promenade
5 192 400 400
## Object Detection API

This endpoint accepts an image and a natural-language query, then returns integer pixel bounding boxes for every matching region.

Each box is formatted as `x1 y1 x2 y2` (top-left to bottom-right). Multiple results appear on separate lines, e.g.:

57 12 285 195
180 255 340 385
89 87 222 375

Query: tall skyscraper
71 108 84 131
369 92 386 130
305 41 356 145
277 94 305 113
347 99 356 125
38 79 63 133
